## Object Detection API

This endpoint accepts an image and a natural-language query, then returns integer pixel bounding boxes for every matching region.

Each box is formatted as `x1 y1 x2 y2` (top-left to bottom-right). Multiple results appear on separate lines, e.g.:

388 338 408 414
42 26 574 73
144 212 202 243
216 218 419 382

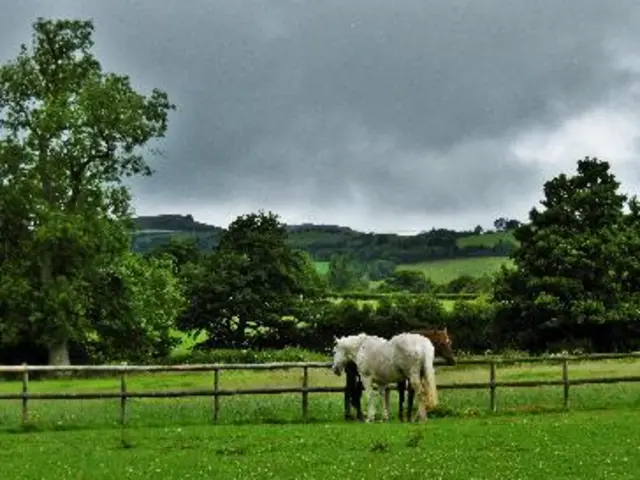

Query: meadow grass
0 408 638 479
0 358 637 432
397 256 513 283
0 358 638 479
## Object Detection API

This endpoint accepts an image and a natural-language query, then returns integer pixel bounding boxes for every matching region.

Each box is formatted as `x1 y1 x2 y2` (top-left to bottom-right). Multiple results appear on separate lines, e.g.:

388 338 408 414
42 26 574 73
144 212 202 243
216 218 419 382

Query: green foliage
494 157 640 352
329 292 479 301
308 293 451 349
365 259 397 280
446 296 497 352
381 270 436 293
145 237 202 269
327 253 367 291
180 211 325 348
88 252 186 363
443 273 494 294
456 230 517 248
168 347 326 365
0 18 176 364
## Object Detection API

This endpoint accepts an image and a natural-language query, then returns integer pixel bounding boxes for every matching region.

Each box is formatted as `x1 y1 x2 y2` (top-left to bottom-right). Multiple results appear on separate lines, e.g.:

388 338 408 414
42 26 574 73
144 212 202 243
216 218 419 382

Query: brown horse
343 327 456 422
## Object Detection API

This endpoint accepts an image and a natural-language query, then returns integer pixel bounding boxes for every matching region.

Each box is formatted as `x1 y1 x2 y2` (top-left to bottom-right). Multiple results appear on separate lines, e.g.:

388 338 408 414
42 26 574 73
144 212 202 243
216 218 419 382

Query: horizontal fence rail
2 352 639 373
1 352 639 427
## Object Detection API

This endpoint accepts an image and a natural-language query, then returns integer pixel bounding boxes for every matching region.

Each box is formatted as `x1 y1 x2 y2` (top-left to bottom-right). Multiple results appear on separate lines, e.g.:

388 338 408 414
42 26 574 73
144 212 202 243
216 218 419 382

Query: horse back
389 333 435 364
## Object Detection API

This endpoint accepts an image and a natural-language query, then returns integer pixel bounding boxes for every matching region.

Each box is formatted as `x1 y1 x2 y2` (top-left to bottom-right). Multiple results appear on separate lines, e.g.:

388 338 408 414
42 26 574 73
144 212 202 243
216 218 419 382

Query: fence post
302 366 309 421
21 363 29 425
489 361 497 412
213 367 220 423
119 363 127 426
562 359 569 410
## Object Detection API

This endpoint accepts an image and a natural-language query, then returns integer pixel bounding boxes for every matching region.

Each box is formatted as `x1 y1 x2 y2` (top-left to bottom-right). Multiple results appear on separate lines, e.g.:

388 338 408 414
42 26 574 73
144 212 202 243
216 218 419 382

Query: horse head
413 327 457 365
331 333 367 376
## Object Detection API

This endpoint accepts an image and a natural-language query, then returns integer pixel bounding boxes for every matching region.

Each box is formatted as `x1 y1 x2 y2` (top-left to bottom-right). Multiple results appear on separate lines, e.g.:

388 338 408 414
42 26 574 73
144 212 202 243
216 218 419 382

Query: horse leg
355 376 365 422
344 378 352 421
344 366 354 420
361 376 377 423
409 371 427 422
407 381 415 423
397 380 405 422
423 363 438 414
381 386 390 422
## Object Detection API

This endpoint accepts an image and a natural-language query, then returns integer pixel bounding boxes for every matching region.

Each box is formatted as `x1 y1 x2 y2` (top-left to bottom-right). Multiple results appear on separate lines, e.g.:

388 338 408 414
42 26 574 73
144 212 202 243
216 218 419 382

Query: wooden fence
1 352 639 426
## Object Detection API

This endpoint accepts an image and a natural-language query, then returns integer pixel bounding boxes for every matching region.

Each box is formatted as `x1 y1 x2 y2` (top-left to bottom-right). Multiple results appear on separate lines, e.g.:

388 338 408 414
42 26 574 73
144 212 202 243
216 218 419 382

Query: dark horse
343 328 456 422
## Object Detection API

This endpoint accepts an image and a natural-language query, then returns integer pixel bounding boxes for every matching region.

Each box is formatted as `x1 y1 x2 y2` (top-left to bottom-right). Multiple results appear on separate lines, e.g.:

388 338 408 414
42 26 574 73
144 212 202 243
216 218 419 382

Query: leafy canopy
180 211 325 348
494 157 640 351
0 18 176 363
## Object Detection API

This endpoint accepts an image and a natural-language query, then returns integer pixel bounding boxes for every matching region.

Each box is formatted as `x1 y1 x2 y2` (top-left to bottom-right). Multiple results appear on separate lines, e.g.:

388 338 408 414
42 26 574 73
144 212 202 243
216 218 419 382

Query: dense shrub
444 296 496 352
167 346 328 365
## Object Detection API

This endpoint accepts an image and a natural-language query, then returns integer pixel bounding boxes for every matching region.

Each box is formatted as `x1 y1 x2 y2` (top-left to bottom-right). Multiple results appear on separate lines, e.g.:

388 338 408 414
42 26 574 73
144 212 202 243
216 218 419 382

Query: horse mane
335 333 367 350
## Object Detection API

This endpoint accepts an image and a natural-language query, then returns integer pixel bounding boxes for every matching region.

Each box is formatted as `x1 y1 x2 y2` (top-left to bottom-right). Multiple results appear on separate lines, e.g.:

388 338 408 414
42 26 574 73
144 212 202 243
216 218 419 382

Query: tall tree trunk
47 336 71 366
39 151 72 367
40 247 69 366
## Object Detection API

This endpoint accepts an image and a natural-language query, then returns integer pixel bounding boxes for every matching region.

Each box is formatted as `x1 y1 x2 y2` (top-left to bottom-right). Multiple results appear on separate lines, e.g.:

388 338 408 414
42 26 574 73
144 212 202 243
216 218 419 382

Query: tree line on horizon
1 19 638 367
130 213 521 264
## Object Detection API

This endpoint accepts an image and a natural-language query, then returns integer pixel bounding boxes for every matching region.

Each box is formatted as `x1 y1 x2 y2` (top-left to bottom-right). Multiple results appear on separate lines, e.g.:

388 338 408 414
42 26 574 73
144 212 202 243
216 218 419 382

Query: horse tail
421 343 438 410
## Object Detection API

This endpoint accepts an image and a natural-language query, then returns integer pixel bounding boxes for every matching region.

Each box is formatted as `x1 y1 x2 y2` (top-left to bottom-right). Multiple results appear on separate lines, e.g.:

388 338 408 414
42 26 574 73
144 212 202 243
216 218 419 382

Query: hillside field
315 256 513 284
396 256 514 283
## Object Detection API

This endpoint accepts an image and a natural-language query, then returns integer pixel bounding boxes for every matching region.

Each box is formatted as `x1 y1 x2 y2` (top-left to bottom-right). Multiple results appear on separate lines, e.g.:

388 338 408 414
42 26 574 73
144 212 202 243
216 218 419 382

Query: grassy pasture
397 256 513 283
2 409 639 479
0 357 637 432
0 358 638 479
315 256 513 284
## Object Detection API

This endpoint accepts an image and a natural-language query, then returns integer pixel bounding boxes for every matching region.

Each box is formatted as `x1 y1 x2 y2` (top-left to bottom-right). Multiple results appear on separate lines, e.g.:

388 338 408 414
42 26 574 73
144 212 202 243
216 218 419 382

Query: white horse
331 332 438 422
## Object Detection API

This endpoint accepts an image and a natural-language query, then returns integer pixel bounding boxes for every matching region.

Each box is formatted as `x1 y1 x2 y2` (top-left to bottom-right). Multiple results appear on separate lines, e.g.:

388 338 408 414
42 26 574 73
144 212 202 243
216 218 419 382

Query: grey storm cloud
3 0 640 231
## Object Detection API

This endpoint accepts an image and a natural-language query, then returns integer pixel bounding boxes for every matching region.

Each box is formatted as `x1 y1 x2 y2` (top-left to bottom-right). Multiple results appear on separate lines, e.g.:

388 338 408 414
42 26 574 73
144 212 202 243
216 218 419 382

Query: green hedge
326 292 479 301
166 347 328 365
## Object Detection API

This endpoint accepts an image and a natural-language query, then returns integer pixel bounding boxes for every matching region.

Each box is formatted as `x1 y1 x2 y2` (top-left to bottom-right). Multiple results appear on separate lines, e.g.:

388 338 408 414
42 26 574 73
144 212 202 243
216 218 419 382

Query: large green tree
88 252 186 362
494 157 640 352
0 18 175 364
327 253 366 292
180 211 325 347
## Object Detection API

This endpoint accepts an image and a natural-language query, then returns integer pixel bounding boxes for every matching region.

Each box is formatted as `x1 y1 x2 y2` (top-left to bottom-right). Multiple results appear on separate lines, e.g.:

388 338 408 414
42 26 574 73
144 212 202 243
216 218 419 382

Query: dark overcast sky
3 1 640 233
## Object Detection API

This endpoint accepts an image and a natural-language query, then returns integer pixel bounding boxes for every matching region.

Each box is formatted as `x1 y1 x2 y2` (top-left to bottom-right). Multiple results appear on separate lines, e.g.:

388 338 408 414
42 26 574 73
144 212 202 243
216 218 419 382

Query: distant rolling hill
131 214 518 269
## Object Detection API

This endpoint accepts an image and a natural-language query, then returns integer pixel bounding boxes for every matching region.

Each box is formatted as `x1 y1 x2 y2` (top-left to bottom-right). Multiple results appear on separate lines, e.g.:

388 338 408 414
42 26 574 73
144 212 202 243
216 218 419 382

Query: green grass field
397 256 513 283
0 357 638 478
315 256 513 284
2 409 638 479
